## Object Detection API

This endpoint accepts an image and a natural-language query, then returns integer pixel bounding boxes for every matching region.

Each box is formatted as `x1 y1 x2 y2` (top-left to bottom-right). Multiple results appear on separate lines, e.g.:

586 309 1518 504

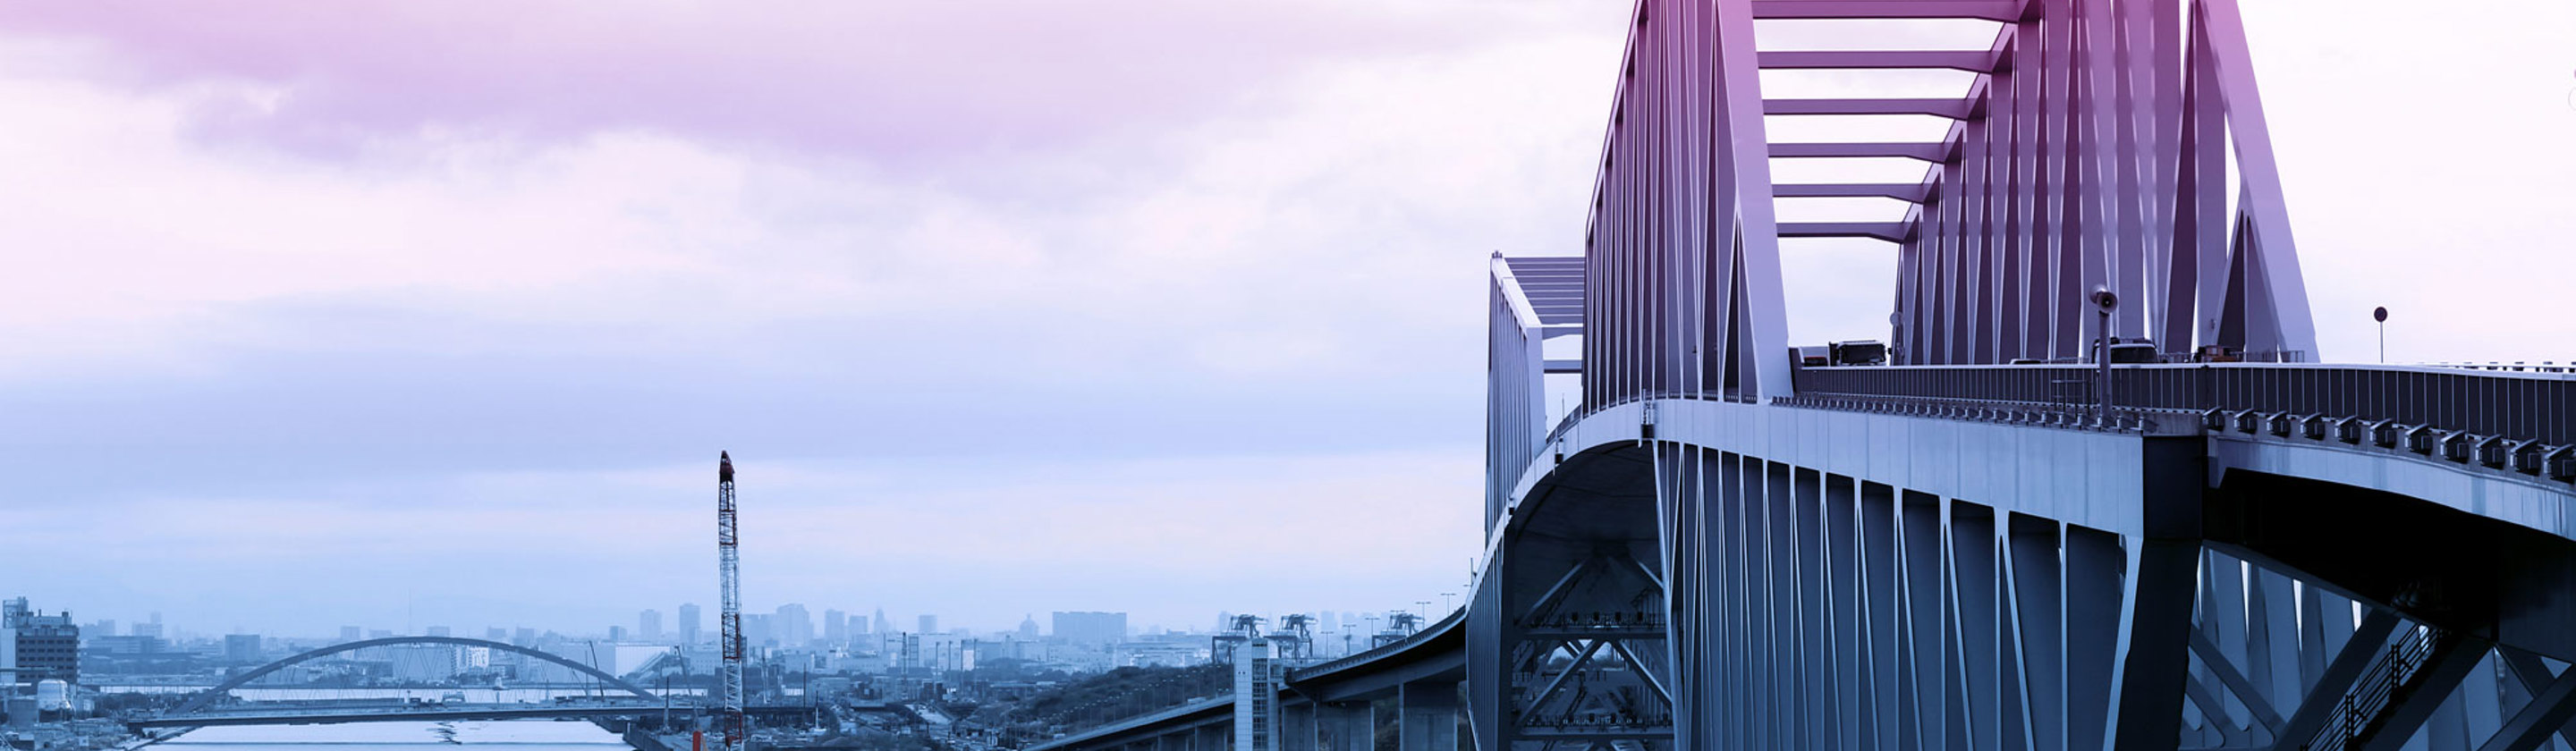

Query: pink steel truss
1581 0 2318 408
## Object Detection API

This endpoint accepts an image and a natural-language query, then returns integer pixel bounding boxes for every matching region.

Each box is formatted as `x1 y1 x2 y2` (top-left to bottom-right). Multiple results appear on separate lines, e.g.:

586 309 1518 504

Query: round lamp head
2089 285 2118 312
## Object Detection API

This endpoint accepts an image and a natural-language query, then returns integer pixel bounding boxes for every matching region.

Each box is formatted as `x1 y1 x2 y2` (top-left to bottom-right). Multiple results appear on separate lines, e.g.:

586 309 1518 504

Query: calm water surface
164 721 631 751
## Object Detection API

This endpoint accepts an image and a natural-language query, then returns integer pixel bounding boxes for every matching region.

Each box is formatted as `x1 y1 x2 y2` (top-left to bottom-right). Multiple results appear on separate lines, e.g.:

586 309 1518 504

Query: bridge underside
1474 401 2576 751
1468 0 2576 745
1055 0 2576 746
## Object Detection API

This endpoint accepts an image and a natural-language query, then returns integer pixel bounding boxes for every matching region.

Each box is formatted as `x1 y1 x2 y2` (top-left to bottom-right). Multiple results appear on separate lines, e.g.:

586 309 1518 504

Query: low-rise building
5 599 80 683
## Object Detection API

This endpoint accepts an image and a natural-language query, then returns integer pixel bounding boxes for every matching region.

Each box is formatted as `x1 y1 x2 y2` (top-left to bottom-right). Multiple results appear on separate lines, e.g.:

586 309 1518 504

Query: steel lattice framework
168 636 660 716
1023 3 2576 751
1469 2 2576 751
717 451 746 751
1569 0 2318 416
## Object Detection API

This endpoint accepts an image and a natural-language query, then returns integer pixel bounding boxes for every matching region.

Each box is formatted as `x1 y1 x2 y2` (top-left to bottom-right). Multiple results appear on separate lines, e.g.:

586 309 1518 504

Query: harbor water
161 721 634 751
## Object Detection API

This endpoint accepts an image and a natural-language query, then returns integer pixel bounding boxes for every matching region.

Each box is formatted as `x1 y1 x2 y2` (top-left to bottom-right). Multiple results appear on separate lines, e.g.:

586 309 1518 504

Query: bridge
1031 611 1469 751
1036 1 2576 750
130 702 674 730
127 702 816 732
136 637 783 736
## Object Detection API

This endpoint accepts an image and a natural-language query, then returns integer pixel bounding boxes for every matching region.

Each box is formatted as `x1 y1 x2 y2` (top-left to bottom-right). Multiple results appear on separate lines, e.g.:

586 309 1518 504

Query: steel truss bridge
1048 0 2576 749
134 637 804 737
130 702 676 730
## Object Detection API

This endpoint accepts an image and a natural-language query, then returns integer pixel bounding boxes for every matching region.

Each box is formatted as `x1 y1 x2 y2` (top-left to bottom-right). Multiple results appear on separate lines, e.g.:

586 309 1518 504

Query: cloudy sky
3 0 2571 639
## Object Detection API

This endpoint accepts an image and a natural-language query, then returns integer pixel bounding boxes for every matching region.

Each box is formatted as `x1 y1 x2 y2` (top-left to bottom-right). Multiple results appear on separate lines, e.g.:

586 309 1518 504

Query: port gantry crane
1211 614 1267 664
1269 613 1317 662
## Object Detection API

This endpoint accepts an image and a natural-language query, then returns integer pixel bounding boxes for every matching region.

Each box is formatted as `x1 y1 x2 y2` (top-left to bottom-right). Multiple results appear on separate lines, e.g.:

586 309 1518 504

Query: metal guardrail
2428 362 2576 375
1771 393 2174 434
1286 608 1464 683
1794 363 2576 445
1533 364 2576 486
1519 712 1676 730
1032 610 1465 751
1523 611 1664 630
2303 627 2450 751
1790 364 2576 481
1023 696 1234 751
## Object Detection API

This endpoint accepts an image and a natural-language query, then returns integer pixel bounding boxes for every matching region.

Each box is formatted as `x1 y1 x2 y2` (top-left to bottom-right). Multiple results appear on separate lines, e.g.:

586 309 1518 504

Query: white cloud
0 4 1626 634
8 0 2572 638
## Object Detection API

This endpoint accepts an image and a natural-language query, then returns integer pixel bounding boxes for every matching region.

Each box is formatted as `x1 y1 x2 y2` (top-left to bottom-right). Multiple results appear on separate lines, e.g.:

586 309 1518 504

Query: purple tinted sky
2 0 2571 637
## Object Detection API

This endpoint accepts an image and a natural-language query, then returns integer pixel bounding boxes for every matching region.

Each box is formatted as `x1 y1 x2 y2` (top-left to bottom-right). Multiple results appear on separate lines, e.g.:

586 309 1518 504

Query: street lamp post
2376 306 2390 363
2091 286 2119 426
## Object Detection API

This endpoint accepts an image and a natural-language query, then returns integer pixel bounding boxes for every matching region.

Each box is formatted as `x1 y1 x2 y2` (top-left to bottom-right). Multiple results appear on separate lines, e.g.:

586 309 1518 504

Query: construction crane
716 452 746 751
1270 614 1316 662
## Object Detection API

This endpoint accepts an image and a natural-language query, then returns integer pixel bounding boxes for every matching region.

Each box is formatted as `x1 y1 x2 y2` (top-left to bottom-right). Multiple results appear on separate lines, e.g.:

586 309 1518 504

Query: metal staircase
2302 626 2458 751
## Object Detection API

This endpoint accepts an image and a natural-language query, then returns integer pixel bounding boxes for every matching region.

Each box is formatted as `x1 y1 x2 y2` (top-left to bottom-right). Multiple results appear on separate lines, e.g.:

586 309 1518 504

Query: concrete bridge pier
1318 701 1371 751
1397 681 1459 751
1279 702 1318 751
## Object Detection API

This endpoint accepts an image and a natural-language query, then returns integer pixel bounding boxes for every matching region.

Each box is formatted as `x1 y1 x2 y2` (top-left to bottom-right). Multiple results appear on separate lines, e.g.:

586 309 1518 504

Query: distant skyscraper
777 604 812 646
341 626 363 644
610 626 627 643
513 628 536 646
1017 615 1040 640
744 613 775 647
678 603 702 646
823 610 847 645
872 609 890 636
224 635 261 662
426 626 451 637
1052 612 1128 646
131 621 164 638
89 620 114 639
915 614 936 635
639 610 663 642
485 627 508 642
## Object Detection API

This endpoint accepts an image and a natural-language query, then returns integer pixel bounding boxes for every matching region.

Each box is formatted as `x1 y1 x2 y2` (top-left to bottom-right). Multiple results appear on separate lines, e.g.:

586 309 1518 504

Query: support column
2357 634 2497 751
1280 702 1318 751
1398 682 1459 751
1319 701 1371 751
2485 654 2576 751
2101 435 2208 749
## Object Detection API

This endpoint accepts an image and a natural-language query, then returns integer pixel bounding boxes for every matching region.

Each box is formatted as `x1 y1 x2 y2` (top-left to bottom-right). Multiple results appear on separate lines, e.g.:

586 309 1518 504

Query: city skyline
4 0 2572 637
48 602 1446 644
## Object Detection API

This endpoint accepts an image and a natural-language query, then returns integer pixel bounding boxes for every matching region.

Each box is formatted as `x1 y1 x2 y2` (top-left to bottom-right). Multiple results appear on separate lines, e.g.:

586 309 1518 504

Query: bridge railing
1793 363 2576 451
1769 392 2173 434
2427 361 2576 375
1286 608 1462 683
2304 625 2451 751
